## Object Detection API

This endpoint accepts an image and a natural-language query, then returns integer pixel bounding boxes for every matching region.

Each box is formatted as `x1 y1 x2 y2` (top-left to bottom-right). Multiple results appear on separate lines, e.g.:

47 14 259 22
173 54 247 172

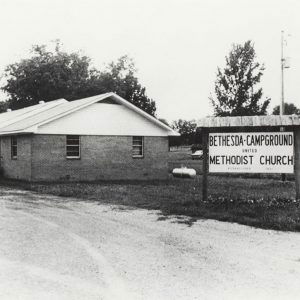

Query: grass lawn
1 175 299 232
1 147 299 231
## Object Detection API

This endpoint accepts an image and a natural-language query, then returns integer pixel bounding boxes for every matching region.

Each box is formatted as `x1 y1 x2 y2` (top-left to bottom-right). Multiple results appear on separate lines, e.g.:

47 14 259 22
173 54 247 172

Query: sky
0 0 299 122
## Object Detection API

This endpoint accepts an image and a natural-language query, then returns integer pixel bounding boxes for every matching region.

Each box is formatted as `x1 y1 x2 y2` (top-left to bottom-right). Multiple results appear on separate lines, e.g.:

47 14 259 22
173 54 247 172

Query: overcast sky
0 0 299 122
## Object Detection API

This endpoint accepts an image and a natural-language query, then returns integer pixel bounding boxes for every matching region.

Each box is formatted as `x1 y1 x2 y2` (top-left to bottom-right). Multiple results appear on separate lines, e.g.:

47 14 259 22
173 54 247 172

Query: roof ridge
0 99 67 129
31 93 113 130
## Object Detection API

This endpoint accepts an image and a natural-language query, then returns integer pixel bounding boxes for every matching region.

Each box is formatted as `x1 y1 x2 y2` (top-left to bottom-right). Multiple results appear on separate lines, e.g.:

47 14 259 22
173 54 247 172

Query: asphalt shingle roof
0 93 111 134
0 93 179 136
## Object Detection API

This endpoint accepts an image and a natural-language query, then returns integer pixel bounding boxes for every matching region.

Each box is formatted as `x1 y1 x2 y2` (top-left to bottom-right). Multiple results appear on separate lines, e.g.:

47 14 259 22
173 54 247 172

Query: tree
272 103 300 115
210 40 270 116
84 55 156 115
1 42 156 116
2 43 92 109
171 119 197 145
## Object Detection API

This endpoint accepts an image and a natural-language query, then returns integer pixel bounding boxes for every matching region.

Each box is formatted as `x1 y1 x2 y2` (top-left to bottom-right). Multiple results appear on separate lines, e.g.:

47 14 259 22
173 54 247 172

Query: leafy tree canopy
210 40 270 116
1 41 156 116
272 103 300 115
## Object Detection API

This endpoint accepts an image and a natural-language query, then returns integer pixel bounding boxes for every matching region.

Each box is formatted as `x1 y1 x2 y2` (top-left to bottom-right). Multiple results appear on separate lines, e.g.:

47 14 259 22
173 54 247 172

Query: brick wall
31 135 169 181
0 135 32 180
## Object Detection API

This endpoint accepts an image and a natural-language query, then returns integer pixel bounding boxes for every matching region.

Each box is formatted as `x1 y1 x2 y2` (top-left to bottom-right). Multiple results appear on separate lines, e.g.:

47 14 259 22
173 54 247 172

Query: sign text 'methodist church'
209 132 294 173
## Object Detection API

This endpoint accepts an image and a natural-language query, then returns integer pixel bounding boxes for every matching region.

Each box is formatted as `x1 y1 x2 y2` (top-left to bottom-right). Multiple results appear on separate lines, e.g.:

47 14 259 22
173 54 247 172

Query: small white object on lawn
172 167 196 178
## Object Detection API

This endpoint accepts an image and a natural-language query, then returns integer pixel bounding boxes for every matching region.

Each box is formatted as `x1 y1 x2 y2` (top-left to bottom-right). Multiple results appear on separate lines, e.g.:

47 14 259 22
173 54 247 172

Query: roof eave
0 130 35 136
168 131 180 136
109 93 180 136
0 125 37 136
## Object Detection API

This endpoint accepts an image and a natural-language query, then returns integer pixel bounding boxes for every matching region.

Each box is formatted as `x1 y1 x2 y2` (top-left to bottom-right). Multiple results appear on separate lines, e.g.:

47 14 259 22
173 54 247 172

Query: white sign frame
208 132 294 174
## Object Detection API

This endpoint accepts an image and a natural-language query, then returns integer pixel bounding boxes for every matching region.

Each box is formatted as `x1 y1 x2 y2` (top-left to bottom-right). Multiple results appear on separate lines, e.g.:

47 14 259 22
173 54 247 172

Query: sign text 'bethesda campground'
209 132 294 173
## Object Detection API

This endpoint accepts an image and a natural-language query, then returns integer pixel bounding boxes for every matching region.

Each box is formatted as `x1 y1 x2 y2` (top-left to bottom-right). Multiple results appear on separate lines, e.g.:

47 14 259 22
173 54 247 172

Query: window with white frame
132 136 144 158
66 135 80 158
11 136 17 159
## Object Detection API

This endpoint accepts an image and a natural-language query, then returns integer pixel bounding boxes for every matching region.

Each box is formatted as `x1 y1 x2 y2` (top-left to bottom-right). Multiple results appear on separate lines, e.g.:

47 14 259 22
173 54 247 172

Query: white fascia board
0 130 35 136
110 93 180 136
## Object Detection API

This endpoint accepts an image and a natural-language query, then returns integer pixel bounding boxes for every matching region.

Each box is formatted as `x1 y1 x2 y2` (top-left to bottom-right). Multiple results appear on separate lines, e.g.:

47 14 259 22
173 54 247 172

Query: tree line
0 40 299 147
1 41 156 116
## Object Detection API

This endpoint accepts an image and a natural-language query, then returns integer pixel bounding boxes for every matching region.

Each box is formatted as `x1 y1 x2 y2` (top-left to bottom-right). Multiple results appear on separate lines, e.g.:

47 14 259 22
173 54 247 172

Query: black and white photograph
0 0 300 299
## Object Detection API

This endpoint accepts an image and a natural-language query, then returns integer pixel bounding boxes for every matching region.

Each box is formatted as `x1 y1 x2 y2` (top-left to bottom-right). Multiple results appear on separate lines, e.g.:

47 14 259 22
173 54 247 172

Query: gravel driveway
0 187 299 300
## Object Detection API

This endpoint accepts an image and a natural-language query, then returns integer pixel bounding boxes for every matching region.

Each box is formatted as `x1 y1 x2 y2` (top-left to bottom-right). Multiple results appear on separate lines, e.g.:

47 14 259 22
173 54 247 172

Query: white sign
209 132 294 173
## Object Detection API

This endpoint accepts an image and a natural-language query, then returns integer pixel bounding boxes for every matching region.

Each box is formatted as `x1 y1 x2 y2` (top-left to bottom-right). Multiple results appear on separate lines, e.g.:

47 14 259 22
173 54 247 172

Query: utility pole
280 30 291 115
280 30 291 182
280 30 285 115
281 31 286 181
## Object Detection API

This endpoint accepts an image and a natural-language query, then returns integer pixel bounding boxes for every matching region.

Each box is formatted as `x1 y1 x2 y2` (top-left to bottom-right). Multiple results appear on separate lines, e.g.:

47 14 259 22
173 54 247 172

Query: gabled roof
0 93 179 136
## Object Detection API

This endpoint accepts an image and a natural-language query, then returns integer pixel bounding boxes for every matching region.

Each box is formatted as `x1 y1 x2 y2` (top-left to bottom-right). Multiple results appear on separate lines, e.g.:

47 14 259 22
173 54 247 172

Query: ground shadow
156 213 199 227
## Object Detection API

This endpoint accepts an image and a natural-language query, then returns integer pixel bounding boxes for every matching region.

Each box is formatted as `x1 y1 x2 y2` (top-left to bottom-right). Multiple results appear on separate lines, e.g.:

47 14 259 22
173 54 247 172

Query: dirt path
0 187 300 299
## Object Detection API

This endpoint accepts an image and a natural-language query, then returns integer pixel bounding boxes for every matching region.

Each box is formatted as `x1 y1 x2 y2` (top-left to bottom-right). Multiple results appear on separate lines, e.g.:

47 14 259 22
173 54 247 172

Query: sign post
295 128 300 199
202 129 209 202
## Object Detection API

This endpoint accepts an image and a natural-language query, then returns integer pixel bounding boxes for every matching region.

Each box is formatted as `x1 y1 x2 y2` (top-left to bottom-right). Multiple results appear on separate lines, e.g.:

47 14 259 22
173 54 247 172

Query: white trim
110 94 179 136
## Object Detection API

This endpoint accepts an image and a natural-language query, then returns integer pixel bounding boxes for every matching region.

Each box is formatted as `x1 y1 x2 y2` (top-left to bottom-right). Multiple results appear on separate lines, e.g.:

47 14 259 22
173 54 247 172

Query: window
132 136 144 158
11 136 17 159
66 135 80 158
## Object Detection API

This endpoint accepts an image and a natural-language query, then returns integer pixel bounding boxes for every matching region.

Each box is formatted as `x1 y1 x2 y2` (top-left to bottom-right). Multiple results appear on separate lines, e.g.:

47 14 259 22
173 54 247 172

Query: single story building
0 92 179 181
